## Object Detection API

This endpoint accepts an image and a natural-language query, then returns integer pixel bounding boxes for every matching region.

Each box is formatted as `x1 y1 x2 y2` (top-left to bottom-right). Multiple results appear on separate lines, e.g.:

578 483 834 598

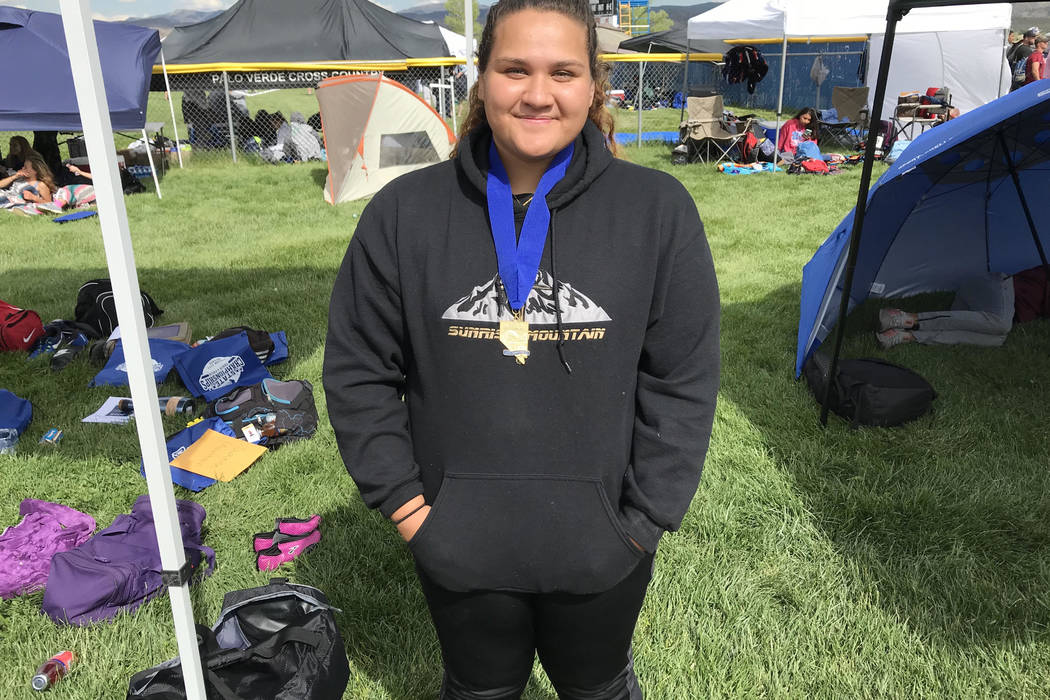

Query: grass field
1 123 1048 699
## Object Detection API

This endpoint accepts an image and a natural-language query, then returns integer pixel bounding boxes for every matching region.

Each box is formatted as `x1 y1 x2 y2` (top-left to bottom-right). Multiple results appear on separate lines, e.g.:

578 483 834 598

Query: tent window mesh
379 131 439 168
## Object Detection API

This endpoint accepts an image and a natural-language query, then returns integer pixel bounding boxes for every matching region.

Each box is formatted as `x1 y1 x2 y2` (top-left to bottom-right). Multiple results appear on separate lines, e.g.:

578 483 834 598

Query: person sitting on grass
876 266 1050 348
777 107 819 162
0 153 56 207
3 136 32 172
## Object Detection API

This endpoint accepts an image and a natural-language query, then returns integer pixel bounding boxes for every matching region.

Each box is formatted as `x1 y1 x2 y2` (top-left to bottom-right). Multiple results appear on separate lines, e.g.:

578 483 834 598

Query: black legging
417 554 654 700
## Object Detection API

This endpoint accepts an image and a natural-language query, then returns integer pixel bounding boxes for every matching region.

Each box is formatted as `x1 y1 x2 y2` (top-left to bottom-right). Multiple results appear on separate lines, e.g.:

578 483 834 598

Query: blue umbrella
797 80 1050 378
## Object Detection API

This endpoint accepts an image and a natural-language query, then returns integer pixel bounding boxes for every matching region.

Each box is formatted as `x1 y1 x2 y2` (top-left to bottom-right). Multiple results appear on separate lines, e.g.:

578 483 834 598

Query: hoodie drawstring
550 212 573 375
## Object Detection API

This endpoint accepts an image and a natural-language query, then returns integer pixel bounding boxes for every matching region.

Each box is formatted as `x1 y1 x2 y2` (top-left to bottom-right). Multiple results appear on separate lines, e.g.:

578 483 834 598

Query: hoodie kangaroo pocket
408 473 643 594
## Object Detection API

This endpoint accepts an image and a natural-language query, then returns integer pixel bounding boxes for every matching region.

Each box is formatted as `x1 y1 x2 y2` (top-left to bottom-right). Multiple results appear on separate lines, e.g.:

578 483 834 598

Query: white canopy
687 0 1011 41
687 0 1012 119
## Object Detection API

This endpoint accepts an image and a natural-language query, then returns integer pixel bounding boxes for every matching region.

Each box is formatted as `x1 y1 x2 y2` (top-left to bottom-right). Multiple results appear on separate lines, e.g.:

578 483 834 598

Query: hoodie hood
456 121 615 210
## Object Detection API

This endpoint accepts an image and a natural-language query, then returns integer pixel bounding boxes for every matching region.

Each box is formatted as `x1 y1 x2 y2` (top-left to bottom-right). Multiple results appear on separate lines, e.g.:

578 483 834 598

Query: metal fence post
636 61 644 148
222 71 237 163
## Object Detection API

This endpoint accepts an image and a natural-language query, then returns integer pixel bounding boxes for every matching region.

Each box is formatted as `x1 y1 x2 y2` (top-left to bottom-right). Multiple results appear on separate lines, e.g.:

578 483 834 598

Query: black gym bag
127 579 349 699
804 351 936 427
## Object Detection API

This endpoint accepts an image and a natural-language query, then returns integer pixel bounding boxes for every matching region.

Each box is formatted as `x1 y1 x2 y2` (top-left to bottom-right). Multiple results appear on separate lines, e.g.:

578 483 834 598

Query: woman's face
799 113 812 127
478 9 594 172
22 161 37 178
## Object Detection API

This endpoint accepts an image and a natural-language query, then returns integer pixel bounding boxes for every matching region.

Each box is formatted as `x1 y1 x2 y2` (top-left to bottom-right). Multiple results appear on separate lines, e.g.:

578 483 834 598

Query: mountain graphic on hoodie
442 270 612 325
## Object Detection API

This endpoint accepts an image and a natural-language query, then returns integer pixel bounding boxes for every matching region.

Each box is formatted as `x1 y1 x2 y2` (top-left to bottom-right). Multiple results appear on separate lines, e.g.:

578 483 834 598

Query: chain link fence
150 63 469 166
150 54 845 167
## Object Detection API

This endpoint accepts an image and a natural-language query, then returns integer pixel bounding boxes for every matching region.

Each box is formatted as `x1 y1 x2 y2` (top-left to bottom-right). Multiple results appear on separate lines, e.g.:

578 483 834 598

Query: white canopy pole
141 128 163 199
464 0 475 89
223 71 237 163
774 35 787 167
57 2 206 698
159 47 184 168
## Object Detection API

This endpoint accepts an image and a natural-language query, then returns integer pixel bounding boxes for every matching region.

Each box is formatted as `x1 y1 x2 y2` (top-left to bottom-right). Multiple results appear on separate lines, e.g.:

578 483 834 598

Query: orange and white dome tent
317 74 457 204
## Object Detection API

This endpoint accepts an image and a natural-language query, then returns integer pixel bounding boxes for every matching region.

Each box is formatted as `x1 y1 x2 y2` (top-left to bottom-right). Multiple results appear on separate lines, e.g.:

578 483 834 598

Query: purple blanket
0 499 95 599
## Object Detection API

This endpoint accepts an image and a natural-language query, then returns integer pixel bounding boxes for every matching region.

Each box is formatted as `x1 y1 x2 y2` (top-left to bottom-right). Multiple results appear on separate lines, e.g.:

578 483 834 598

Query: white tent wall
58 1 205 697
867 30 1011 117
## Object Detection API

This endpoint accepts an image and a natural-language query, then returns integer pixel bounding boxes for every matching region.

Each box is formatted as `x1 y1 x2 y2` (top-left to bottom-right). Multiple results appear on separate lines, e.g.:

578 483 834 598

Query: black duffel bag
804 350 936 428
127 579 349 699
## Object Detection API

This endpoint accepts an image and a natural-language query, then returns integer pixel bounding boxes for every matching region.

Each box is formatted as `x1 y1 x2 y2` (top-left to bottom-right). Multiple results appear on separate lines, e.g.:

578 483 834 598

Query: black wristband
392 502 426 526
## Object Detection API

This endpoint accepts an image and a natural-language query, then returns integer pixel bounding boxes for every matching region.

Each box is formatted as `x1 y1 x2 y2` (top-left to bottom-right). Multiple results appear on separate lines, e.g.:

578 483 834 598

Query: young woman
323 0 719 696
777 107 819 160
0 153 55 205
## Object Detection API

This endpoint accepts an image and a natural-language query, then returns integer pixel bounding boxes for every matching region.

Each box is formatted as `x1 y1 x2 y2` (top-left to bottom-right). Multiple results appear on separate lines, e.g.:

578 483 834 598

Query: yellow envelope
171 429 267 482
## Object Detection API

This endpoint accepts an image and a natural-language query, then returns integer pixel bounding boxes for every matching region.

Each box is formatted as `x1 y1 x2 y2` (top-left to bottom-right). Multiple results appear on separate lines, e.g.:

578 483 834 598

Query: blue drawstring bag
141 417 237 492
0 389 32 434
90 338 189 388
174 332 272 402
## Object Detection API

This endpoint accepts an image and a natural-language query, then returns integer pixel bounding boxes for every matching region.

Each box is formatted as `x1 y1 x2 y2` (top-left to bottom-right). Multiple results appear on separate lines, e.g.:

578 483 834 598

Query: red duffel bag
0 300 44 351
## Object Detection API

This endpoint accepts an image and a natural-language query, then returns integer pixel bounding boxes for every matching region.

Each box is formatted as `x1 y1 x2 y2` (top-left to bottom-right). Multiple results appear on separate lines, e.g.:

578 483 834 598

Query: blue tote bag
90 338 189 388
174 332 271 402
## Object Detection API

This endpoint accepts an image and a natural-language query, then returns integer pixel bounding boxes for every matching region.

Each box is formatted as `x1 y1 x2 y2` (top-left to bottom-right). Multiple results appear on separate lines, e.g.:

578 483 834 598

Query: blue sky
17 0 720 20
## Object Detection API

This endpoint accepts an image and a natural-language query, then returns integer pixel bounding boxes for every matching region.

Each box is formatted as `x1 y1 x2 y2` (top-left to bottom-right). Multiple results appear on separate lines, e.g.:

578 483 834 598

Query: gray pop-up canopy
162 0 450 63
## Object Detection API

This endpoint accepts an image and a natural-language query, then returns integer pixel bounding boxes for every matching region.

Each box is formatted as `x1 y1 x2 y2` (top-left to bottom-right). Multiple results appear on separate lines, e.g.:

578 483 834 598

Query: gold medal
499 309 529 365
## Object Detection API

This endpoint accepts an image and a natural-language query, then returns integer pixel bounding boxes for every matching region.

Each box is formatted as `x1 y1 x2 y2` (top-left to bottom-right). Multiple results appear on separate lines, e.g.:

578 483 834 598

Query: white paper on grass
82 396 132 424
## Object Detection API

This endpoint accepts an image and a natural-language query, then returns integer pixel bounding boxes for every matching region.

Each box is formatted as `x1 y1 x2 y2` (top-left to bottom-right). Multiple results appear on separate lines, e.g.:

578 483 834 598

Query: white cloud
92 12 131 20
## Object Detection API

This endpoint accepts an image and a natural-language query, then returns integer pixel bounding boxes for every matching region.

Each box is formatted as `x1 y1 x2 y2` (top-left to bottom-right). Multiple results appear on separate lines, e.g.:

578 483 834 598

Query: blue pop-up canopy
797 81 1050 377
0 7 160 131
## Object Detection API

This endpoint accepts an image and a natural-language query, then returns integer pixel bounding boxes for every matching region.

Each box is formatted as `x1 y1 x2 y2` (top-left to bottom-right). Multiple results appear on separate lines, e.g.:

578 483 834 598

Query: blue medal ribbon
486 140 574 312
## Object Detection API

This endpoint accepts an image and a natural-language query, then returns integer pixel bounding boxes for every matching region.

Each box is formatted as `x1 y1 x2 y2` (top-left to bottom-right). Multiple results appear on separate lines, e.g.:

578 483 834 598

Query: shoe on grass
879 308 916 330
876 328 914 349
256 528 321 572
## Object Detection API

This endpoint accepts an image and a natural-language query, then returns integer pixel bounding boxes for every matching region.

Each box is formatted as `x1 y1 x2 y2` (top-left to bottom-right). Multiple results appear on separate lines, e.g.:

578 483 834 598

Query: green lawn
1 136 1048 699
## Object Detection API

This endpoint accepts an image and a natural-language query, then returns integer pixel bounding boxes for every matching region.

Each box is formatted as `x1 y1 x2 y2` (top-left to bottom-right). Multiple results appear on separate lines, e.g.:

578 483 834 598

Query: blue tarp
0 8 160 131
796 82 1050 377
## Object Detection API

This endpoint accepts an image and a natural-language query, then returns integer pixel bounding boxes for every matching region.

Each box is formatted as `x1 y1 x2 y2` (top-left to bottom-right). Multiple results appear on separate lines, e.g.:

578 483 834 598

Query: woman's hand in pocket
397 505 431 542
391 496 430 542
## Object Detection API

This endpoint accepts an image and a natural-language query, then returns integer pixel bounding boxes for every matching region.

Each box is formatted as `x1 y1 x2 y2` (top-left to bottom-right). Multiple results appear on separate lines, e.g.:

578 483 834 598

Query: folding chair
818 86 869 149
678 95 751 164
892 90 941 141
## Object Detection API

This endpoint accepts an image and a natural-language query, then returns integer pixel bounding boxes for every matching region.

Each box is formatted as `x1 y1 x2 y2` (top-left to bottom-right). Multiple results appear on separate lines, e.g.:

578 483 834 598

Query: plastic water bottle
116 397 198 417
0 428 18 456
31 650 75 691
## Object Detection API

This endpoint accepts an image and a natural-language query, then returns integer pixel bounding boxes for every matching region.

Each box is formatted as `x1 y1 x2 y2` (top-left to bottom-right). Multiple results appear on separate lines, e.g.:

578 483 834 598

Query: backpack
722 45 769 94
1013 55 1030 83
803 351 936 428
75 279 163 338
126 579 350 700
42 495 214 625
205 378 319 448
0 300 45 351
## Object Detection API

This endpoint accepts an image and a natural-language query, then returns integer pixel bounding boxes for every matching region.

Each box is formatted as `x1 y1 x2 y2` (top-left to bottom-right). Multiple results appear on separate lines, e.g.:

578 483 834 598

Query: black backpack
212 326 275 364
126 579 350 700
722 45 769 94
204 378 318 448
803 351 936 428
75 279 163 337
